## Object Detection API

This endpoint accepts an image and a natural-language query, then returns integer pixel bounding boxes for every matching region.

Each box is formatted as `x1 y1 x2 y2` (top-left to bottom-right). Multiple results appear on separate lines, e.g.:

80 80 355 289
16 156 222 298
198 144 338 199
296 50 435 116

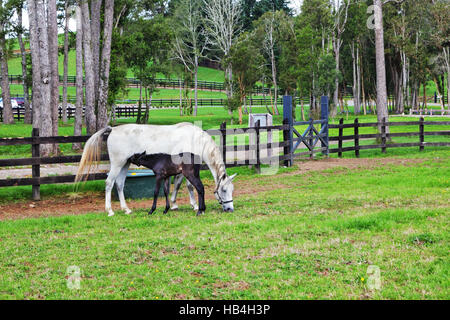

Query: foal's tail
75 126 112 183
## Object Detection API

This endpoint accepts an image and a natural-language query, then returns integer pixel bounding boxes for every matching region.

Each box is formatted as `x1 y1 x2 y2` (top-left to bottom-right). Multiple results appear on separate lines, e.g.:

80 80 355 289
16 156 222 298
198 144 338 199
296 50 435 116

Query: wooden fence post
354 118 360 158
220 121 227 165
255 120 261 174
338 118 344 158
381 117 387 153
309 118 314 159
419 117 424 151
283 95 293 167
31 128 40 201
320 96 329 156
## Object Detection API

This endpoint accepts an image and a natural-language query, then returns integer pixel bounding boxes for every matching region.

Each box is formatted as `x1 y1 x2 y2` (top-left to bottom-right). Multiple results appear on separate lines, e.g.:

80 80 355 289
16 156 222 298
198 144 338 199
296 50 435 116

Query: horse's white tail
75 126 112 183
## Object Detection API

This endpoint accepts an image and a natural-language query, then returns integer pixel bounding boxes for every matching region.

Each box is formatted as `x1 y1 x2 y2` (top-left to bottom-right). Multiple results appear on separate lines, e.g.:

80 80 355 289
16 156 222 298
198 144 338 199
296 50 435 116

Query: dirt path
0 157 422 221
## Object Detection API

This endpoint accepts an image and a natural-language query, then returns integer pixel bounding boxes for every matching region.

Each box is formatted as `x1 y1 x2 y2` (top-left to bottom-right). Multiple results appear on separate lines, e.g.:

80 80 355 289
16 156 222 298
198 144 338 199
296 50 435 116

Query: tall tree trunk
179 78 182 116
374 0 389 133
62 0 70 124
48 0 59 154
225 64 233 116
137 80 142 123
271 46 279 115
81 0 96 134
36 0 53 155
351 42 360 114
73 3 83 151
91 0 101 105
194 56 198 116
97 0 114 129
0 23 13 124
333 37 340 117
444 47 450 110
27 0 42 129
17 7 31 124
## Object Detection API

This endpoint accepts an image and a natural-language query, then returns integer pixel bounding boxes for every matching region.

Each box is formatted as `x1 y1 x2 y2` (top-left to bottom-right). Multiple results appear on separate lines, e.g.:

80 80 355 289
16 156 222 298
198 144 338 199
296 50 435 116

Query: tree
125 16 172 123
331 0 350 117
203 0 242 115
253 11 286 115
61 0 72 124
96 0 115 129
30 0 54 155
14 1 31 124
372 0 405 132
294 0 333 114
73 1 83 150
27 0 42 129
225 32 263 124
430 0 450 109
48 0 59 150
172 0 208 116
81 0 96 134
0 0 13 124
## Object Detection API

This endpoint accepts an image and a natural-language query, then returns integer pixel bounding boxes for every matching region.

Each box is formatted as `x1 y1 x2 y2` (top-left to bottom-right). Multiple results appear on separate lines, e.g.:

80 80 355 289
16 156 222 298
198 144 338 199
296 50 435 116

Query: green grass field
0 105 449 299
0 149 448 299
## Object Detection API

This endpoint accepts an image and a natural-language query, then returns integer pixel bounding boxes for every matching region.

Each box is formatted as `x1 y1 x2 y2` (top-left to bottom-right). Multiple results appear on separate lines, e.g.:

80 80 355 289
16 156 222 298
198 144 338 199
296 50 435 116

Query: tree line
0 0 448 153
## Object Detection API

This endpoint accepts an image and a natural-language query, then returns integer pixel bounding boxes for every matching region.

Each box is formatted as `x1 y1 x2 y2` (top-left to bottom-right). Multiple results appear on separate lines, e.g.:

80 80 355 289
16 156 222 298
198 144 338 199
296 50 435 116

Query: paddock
0 99 449 299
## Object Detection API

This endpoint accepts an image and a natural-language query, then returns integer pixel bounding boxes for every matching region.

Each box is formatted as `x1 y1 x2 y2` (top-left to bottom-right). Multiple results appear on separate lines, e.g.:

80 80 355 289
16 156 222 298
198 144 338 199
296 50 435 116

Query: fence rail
328 117 450 157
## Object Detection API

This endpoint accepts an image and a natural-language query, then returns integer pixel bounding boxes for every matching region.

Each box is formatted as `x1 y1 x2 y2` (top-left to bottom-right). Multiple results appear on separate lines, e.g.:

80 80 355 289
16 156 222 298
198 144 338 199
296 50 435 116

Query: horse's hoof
148 211 155 215
107 211 115 217
124 209 132 215
170 205 179 211
196 211 204 216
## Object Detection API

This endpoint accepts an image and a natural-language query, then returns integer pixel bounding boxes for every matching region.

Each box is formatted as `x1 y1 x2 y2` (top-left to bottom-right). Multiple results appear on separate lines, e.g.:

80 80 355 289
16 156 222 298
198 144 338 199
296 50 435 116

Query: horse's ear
140 151 146 157
229 173 237 181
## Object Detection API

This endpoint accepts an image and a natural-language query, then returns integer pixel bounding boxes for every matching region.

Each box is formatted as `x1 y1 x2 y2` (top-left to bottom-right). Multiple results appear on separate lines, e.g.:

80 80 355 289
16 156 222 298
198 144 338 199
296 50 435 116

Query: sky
15 0 305 34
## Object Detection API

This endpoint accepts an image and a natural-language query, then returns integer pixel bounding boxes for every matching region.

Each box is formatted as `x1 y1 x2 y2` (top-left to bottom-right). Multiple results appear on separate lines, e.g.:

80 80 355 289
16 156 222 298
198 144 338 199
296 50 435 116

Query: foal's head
215 173 237 212
129 151 146 166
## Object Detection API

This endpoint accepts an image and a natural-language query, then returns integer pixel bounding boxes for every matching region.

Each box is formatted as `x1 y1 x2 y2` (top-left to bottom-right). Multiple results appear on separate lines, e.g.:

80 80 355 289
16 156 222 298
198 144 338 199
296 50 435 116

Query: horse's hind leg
115 162 132 214
105 164 123 217
170 174 184 210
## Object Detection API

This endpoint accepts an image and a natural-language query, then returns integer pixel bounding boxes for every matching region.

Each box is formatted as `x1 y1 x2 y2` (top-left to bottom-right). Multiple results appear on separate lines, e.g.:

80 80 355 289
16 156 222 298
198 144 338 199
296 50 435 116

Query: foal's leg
185 175 205 216
170 174 184 210
115 162 132 214
163 178 170 214
149 176 162 215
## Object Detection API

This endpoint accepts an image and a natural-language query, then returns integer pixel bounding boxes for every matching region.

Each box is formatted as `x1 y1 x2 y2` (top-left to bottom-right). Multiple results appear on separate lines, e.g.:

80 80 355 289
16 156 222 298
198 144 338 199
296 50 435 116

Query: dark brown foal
129 152 205 215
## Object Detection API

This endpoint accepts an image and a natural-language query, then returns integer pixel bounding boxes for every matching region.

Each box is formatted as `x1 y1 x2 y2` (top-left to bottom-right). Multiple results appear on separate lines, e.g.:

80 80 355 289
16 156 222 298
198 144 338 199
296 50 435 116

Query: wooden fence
328 117 450 157
1 95 450 201
0 122 290 200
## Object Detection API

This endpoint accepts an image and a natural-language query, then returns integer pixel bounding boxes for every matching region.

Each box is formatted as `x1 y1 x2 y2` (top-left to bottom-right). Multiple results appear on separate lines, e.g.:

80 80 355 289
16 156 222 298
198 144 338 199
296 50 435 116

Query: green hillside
7 51 225 82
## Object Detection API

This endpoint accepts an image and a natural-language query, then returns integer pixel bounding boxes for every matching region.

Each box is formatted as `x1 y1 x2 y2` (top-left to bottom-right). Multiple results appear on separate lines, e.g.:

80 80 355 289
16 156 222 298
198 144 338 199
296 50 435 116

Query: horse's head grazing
214 173 237 212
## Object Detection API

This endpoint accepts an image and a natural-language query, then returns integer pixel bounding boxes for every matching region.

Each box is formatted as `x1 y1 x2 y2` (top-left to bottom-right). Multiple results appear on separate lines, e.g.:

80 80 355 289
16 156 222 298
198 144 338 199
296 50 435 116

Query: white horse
75 122 236 216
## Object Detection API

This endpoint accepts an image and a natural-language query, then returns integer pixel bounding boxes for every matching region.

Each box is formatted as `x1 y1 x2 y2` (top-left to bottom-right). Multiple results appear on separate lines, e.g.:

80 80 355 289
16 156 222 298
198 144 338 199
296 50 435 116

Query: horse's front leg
170 174 184 210
149 177 162 215
186 179 199 211
185 175 205 216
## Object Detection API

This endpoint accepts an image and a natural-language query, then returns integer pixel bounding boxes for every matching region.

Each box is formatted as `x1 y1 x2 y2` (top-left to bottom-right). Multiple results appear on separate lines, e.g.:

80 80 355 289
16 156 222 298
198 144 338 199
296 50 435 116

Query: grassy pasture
0 105 449 299
0 150 448 299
